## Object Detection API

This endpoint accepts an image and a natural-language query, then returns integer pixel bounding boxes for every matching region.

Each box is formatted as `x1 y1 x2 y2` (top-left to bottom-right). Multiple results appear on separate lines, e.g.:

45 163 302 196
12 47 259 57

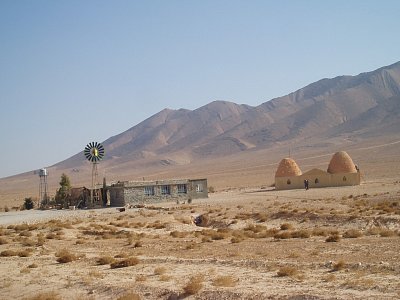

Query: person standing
304 179 309 190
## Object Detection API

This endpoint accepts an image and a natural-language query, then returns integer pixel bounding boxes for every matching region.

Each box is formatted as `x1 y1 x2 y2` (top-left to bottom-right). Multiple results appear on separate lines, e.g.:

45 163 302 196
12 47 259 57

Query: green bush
24 198 35 210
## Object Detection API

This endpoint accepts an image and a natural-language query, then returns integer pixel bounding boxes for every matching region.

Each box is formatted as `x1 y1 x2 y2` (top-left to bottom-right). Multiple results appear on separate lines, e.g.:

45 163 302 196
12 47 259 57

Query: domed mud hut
275 151 360 190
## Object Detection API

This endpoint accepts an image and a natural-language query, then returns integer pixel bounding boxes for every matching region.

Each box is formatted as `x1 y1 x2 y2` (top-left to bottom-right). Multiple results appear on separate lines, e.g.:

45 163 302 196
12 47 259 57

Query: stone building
108 178 208 206
275 151 360 190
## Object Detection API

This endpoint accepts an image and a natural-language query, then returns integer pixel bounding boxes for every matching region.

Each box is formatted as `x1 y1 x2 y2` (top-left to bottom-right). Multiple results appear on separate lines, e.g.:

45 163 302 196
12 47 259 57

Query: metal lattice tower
84 142 105 206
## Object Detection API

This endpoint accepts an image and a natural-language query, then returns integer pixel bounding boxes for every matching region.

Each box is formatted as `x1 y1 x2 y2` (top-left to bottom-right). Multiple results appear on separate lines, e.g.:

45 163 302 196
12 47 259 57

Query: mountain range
1 61 400 202
60 61 400 168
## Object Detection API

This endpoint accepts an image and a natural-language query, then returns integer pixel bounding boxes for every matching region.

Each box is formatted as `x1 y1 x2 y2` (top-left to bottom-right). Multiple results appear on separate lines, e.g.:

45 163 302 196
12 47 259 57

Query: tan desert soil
0 179 399 300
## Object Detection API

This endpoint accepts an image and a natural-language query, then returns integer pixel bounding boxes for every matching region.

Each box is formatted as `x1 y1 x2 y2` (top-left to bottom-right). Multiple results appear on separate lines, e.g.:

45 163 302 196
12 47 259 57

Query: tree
55 173 71 206
23 197 34 210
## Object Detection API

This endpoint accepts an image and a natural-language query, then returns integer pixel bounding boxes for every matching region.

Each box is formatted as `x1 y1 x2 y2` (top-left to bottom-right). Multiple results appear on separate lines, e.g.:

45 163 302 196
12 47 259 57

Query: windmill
84 142 105 205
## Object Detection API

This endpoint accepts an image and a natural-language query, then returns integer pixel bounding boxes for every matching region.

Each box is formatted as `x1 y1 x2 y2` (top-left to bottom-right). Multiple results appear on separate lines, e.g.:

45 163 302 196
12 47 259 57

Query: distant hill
1 61 400 204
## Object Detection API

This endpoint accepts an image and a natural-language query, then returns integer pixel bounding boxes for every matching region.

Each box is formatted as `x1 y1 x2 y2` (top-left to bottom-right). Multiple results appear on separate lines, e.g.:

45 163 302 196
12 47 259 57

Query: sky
0 0 399 178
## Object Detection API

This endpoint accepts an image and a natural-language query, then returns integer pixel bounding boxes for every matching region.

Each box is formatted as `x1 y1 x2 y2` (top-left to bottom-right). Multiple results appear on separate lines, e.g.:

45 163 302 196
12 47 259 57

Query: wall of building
108 179 208 206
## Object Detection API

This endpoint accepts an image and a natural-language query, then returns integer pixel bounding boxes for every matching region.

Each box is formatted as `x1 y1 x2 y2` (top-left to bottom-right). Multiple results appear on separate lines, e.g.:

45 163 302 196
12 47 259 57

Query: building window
315 178 319 184
287 179 291 185
161 185 171 195
196 184 203 192
144 186 155 196
343 176 347 182
177 184 187 194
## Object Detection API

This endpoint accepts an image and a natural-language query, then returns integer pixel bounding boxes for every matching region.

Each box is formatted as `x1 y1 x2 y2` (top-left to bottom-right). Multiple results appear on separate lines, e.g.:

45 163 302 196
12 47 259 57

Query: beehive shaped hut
327 151 357 174
275 158 302 177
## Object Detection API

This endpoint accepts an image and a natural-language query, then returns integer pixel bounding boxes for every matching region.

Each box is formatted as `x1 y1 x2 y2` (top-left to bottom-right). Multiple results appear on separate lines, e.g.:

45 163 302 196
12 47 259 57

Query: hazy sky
1 0 399 178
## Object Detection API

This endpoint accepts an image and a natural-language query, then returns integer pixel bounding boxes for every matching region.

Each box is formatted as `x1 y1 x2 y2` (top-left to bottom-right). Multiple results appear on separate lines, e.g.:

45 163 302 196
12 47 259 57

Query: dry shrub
13 224 29 232
154 266 167 275
133 240 142 248
274 231 292 239
201 236 212 243
55 249 77 263
28 263 38 268
253 212 268 222
110 257 139 269
46 233 56 240
326 234 341 242
20 267 31 274
75 239 85 245
185 242 197 250
0 237 8 245
19 231 33 237
312 228 328 236
18 250 32 257
244 224 267 233
332 260 346 271
277 266 298 277
88 269 104 279
21 238 36 247
159 274 172 282
136 275 147 282
1 250 17 257
280 223 293 230
230 237 243 243
96 255 115 265
27 291 62 300
170 231 190 238
291 230 310 239
343 229 363 238
176 217 192 225
379 229 396 237
200 229 229 240
115 252 128 258
212 275 237 287
146 221 166 229
288 252 300 258
116 292 141 300
183 275 204 295
366 227 381 236
323 274 336 282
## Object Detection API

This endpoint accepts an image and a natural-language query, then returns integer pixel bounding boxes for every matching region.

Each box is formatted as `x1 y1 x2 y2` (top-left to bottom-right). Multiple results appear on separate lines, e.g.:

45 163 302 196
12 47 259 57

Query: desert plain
0 179 399 299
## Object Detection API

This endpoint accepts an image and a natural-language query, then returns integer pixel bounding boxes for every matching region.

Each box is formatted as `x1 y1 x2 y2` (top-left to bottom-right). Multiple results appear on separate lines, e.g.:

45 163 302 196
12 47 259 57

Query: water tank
39 168 47 176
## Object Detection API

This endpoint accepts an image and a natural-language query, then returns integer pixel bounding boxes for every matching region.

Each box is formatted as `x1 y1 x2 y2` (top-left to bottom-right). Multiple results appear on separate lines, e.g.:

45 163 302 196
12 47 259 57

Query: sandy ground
0 179 399 300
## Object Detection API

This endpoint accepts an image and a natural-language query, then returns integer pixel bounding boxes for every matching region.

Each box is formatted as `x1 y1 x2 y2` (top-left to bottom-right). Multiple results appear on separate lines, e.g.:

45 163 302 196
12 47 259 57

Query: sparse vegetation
332 260 346 272
96 255 115 265
27 291 61 300
212 275 237 287
0 179 399 299
183 275 204 295
343 229 363 238
116 292 141 300
55 249 77 263
154 266 167 275
277 266 299 277
110 257 139 269
326 234 341 242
